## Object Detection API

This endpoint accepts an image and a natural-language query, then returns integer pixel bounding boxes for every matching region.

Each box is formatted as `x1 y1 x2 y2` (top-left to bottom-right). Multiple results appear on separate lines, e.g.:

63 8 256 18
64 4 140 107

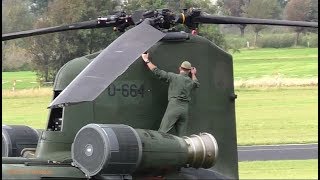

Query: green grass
232 48 318 79
2 95 51 129
2 71 40 90
239 159 318 179
235 86 318 145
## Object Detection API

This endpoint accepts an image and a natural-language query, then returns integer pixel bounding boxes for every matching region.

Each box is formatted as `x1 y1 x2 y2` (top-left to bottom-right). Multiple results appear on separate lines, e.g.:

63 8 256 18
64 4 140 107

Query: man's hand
141 53 156 70
191 67 198 83
141 53 149 62
191 67 197 74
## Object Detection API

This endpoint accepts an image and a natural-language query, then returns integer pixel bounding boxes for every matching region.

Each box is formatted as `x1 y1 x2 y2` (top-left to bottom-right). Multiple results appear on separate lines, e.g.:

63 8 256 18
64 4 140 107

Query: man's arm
141 53 156 70
191 67 200 88
141 53 172 82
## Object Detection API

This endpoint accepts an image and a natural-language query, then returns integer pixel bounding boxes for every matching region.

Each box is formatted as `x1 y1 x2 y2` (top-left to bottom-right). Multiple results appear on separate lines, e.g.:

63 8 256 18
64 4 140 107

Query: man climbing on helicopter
141 53 200 136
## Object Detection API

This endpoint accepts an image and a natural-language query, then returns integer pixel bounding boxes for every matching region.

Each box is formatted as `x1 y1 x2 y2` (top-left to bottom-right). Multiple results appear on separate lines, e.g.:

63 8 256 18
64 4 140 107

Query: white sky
211 0 218 4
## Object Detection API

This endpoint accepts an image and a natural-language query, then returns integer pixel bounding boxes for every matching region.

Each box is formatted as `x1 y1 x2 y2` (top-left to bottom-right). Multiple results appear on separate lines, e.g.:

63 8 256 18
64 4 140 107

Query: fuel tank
71 124 218 177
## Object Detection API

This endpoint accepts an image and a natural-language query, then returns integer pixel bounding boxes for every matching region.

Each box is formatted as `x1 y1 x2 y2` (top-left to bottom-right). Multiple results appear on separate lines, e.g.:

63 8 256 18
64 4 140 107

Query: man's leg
176 105 189 136
158 103 180 134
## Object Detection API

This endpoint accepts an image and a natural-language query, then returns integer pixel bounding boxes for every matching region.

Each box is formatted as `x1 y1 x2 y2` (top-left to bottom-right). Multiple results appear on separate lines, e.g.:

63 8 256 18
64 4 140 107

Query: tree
2 0 34 33
309 0 318 22
28 18 58 82
278 0 288 8
2 0 34 71
244 0 281 47
27 0 120 82
284 0 313 46
183 0 218 14
307 0 318 34
29 0 50 16
123 0 166 12
222 0 247 37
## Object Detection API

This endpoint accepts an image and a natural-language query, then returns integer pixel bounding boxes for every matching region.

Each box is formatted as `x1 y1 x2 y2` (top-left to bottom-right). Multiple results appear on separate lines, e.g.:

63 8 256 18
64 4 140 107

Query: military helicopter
2 8 318 180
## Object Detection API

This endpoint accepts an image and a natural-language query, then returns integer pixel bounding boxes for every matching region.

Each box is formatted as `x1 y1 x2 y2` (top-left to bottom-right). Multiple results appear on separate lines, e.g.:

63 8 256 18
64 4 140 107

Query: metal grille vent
72 124 142 177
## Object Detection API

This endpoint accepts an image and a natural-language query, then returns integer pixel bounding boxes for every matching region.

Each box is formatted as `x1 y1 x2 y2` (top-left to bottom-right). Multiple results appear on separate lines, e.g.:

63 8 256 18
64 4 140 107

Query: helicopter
2 8 318 180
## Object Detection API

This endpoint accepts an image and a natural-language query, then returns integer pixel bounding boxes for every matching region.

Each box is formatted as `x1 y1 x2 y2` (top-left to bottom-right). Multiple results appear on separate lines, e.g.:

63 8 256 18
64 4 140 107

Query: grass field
232 48 318 80
239 159 318 179
235 87 317 145
2 89 51 128
2 71 40 90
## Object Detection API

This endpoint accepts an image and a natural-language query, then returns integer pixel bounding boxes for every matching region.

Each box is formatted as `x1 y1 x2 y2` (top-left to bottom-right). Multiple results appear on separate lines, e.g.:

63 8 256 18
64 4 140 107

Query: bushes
2 42 33 72
258 34 296 48
225 37 247 49
2 62 32 72
258 33 318 48
301 34 318 48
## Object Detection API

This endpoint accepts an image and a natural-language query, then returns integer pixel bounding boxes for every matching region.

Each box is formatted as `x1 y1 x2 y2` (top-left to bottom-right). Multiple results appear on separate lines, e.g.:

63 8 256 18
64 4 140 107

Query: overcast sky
211 0 218 4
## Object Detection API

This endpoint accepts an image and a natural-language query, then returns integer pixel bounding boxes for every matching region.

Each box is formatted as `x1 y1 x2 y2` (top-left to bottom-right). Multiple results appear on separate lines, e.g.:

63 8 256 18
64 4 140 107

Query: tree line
2 0 318 83
222 0 317 46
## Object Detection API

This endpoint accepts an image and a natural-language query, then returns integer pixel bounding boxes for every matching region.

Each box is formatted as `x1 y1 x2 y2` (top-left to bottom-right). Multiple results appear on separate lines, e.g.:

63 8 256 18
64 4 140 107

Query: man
141 53 200 136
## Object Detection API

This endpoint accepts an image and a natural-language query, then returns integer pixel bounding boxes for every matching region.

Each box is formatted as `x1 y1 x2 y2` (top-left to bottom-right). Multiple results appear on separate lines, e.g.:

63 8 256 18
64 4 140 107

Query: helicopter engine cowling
71 124 218 177
2 125 39 157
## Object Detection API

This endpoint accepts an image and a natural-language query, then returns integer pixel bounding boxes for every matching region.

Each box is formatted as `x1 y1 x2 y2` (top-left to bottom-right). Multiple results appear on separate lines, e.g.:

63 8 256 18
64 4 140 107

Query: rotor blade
49 21 165 108
193 14 318 28
2 20 114 41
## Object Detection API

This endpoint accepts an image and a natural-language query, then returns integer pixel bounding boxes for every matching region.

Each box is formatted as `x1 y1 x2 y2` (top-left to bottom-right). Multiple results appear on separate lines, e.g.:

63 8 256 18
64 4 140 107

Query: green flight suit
152 67 200 136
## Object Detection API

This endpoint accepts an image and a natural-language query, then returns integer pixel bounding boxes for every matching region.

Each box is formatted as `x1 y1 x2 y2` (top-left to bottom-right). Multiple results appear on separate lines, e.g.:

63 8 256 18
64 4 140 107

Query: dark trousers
158 98 189 136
